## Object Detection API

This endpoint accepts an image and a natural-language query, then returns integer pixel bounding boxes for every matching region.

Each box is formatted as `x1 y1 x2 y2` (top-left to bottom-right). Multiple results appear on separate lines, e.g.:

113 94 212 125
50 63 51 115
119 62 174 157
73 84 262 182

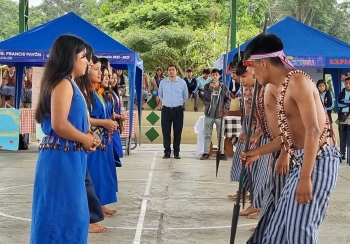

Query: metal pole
19 0 29 33
230 0 237 50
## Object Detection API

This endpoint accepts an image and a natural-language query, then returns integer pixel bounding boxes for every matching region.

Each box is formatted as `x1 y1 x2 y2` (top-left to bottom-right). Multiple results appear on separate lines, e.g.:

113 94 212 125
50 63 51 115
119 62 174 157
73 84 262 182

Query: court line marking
133 151 157 244
0 210 258 231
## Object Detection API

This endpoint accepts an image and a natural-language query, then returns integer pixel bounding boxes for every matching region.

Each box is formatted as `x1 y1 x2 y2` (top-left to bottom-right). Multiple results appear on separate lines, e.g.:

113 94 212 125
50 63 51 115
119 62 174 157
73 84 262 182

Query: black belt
163 105 183 109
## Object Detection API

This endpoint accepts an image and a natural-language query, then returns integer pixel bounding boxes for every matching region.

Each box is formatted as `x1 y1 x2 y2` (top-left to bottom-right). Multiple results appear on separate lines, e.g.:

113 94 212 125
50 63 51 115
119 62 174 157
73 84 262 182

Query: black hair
244 33 284 67
341 73 348 76
186 68 193 73
75 44 94 113
230 51 245 68
35 35 86 123
211 68 220 74
202 68 210 74
167 64 177 70
112 69 119 95
99 57 109 68
235 61 247 76
316 79 327 90
101 65 109 85
117 69 126 86
345 77 350 82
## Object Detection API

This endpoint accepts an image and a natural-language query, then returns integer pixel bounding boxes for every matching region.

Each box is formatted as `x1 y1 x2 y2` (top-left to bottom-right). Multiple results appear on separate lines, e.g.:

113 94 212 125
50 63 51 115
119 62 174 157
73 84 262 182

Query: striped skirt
251 136 272 209
247 150 289 244
230 117 256 192
262 146 340 244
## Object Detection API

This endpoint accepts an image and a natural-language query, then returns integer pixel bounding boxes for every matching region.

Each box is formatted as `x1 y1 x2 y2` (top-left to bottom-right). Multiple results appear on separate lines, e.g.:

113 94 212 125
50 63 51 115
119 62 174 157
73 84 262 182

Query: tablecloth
20 109 35 134
194 115 241 156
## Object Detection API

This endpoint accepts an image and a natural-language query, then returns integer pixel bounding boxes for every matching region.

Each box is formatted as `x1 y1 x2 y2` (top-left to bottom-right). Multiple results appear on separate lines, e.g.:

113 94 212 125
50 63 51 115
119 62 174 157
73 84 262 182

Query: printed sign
35 123 45 146
287 56 326 67
0 109 20 151
0 50 134 64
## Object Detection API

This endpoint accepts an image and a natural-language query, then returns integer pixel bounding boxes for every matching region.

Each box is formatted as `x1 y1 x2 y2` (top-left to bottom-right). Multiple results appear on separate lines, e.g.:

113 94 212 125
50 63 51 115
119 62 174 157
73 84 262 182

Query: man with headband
241 33 340 243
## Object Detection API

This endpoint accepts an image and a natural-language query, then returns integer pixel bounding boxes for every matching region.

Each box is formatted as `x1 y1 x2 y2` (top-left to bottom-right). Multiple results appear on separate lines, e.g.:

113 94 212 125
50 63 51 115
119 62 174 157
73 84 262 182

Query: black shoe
200 153 210 160
163 153 171 159
194 108 198 111
174 154 181 159
220 154 228 160
341 156 346 160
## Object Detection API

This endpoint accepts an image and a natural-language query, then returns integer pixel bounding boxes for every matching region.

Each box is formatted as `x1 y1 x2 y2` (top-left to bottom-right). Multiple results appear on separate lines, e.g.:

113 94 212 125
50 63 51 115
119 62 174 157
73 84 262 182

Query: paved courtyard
0 144 349 244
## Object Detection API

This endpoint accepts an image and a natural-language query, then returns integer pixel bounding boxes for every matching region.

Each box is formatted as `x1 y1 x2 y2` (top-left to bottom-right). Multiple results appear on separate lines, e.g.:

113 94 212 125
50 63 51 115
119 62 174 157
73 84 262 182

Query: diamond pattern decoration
146 111 160 125
147 97 158 110
145 127 159 142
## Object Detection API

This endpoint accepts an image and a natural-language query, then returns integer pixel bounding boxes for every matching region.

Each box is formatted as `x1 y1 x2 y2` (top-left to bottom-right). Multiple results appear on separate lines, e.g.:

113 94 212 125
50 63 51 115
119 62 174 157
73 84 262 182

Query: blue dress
112 91 123 162
87 91 117 205
30 79 89 244
105 95 119 193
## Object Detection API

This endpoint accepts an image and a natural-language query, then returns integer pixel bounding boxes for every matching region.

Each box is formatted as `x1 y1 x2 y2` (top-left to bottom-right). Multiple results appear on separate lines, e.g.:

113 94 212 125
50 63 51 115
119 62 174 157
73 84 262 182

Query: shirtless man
241 33 340 243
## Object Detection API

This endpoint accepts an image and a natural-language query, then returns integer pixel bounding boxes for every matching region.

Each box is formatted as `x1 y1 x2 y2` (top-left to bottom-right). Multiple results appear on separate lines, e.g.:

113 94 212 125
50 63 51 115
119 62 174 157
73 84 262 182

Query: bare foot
247 212 260 219
249 227 256 232
102 206 117 216
89 224 107 233
93 223 108 232
104 213 111 218
239 206 260 216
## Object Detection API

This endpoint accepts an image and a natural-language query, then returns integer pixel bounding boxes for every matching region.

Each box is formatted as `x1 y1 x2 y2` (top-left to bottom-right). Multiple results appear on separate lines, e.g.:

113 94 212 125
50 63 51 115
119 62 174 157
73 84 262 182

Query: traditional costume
30 78 89 243
87 87 117 206
263 70 340 244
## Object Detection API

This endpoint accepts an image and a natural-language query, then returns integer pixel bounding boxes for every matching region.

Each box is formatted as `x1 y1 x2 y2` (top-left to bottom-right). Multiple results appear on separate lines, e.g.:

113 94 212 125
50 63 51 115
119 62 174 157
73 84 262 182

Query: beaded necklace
276 70 332 165
256 86 273 141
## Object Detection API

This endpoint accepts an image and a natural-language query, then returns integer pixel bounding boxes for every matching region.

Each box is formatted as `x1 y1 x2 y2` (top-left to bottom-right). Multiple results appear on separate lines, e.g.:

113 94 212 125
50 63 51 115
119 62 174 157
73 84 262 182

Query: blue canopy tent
0 12 143 154
215 16 350 99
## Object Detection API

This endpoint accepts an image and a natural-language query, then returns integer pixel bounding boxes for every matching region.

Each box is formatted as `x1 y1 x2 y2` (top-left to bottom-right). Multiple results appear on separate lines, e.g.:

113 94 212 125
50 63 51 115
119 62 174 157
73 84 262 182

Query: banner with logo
0 109 20 151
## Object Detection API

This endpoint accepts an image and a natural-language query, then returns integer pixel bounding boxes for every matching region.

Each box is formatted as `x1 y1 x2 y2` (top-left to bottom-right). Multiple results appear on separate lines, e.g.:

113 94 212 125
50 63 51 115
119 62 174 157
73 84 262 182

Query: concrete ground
0 144 349 244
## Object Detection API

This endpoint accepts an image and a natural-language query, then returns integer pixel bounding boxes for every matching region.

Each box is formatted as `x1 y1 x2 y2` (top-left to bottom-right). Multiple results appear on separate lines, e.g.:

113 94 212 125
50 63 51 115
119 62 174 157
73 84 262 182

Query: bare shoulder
288 72 314 93
265 83 277 97
52 78 73 94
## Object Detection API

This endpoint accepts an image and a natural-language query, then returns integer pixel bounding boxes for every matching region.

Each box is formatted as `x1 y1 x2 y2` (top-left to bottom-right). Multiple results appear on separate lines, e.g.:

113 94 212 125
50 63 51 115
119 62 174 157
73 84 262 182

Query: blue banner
0 109 20 151
0 49 134 64
287 56 326 67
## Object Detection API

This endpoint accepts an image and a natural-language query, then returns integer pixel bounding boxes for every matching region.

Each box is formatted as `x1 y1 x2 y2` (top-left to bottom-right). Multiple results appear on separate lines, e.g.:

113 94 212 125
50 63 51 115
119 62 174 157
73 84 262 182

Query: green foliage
0 0 19 40
98 0 268 75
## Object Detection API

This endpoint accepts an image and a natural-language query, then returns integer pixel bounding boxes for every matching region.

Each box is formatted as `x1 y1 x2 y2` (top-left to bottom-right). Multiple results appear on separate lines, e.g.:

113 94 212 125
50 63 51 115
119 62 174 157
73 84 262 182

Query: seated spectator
117 70 129 97
152 67 165 110
197 68 212 104
1 66 16 107
183 68 198 111
21 67 33 107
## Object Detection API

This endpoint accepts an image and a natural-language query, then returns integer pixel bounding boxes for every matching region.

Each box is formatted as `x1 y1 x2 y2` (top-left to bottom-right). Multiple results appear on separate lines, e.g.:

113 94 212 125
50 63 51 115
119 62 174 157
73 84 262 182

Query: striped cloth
120 112 136 138
262 146 340 244
20 109 35 134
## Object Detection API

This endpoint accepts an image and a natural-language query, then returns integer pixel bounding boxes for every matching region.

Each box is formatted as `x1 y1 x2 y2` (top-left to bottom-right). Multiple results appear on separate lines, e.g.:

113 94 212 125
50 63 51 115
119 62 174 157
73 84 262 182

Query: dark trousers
161 106 184 154
85 169 104 224
339 124 347 156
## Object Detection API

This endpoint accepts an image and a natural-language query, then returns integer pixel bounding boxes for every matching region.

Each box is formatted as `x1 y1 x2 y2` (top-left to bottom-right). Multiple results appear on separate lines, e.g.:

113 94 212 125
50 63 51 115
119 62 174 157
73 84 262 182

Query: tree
97 0 268 74
268 0 350 42
29 0 99 29
0 0 19 40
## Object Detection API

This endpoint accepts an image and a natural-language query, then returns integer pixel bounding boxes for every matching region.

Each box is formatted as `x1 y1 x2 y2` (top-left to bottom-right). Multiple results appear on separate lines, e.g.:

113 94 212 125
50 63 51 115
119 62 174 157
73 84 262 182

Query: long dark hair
112 69 119 95
90 55 100 109
117 70 126 86
35 35 86 123
75 44 93 113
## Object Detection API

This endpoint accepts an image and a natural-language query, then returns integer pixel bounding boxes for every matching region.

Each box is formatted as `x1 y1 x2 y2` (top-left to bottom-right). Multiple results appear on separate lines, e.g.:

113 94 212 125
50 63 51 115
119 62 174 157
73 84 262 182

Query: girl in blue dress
30 35 99 243
88 56 118 217
111 69 125 165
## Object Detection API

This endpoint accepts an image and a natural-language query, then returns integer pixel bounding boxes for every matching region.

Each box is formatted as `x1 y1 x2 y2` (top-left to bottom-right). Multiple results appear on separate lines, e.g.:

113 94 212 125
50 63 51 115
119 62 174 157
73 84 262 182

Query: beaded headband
243 50 296 71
